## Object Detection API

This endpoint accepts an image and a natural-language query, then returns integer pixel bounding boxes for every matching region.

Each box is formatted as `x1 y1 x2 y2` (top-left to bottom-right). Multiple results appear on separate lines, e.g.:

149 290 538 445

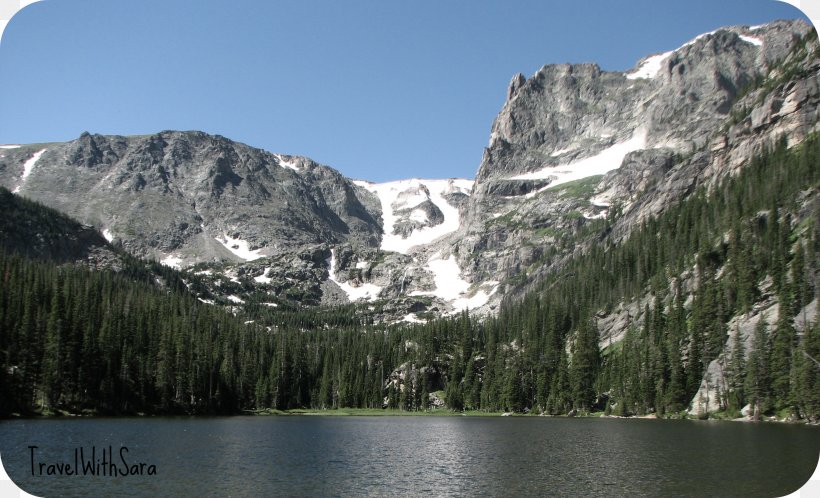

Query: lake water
0 416 817 497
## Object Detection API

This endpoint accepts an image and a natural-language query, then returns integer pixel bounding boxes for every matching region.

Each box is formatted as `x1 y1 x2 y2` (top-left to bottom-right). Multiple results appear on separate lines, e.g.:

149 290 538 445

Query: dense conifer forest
0 135 817 419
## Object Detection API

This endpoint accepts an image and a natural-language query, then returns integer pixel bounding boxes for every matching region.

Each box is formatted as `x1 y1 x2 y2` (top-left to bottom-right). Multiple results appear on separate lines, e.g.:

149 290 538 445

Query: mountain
3 21 814 324
0 20 816 321
0 19 818 421
455 20 818 300
0 133 483 317
0 131 381 260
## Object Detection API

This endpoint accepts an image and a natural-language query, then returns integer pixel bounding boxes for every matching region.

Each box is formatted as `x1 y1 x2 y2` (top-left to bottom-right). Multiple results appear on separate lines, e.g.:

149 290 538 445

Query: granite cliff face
452 20 818 304
0 20 817 328
477 20 806 184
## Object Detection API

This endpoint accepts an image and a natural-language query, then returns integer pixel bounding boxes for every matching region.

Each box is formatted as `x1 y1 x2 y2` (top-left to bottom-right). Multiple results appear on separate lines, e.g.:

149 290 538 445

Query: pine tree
745 319 770 418
570 317 600 413
503 365 524 413
770 304 797 411
548 347 572 415
687 320 704 400
795 321 820 421
42 275 66 409
792 241 810 312
727 325 746 413
665 282 687 413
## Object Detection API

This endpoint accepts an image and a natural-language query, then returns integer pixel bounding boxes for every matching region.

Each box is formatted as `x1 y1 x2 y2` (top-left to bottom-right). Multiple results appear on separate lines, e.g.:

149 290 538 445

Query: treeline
0 135 817 419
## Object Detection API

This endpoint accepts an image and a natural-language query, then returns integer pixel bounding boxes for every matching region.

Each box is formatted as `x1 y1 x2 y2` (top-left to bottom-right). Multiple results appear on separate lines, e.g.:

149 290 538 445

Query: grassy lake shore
245 407 512 417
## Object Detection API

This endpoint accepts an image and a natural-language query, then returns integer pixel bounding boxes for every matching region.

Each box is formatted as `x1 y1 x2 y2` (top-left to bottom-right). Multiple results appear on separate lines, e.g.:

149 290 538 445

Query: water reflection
0 416 817 497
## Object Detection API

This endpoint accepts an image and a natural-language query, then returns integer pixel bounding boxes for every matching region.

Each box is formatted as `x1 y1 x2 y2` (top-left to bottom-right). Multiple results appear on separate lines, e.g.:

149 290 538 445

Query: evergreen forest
0 135 817 420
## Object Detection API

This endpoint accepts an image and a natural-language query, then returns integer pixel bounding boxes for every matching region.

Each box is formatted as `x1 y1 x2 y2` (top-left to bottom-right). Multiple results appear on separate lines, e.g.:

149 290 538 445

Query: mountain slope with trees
0 19 818 420
0 134 816 420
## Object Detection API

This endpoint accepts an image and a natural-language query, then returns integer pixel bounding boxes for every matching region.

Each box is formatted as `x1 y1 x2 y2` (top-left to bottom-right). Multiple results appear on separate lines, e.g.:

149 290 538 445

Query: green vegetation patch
546 175 603 199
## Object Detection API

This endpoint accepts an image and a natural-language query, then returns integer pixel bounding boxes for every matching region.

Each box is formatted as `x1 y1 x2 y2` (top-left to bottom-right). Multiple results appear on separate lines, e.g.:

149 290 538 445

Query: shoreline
6 407 816 425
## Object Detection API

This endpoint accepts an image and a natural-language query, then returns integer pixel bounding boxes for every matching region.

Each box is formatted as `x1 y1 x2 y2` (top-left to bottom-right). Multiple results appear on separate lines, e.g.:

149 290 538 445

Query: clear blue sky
0 0 810 181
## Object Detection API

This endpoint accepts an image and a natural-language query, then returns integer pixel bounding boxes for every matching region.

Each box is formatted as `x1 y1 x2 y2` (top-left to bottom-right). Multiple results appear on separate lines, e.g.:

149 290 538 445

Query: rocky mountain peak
507 72 526 100
0 130 384 266
0 19 815 323
452 18 818 312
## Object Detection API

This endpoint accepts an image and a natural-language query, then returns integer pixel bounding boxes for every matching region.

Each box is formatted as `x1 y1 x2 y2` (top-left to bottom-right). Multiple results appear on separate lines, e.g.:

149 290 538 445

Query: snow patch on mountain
583 210 607 220
161 254 183 269
627 52 673 80
403 313 425 324
278 158 299 172
0 145 20 149
12 148 47 193
422 256 469 300
356 179 474 254
216 233 265 261
254 269 272 284
410 255 496 312
22 149 47 180
327 248 381 302
739 35 763 47
102 229 114 243
508 129 647 187
453 288 497 311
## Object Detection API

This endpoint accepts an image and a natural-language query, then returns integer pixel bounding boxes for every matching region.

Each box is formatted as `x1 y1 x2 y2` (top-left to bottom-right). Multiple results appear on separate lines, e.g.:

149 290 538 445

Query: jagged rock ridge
0 20 817 326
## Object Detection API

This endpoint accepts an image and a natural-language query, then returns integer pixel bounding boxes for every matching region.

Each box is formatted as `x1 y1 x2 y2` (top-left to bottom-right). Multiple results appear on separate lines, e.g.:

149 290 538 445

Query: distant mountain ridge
0 19 817 323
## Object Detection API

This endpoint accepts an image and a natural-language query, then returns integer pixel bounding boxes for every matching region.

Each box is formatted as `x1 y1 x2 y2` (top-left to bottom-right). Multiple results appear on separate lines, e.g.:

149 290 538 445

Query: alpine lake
0 415 818 497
